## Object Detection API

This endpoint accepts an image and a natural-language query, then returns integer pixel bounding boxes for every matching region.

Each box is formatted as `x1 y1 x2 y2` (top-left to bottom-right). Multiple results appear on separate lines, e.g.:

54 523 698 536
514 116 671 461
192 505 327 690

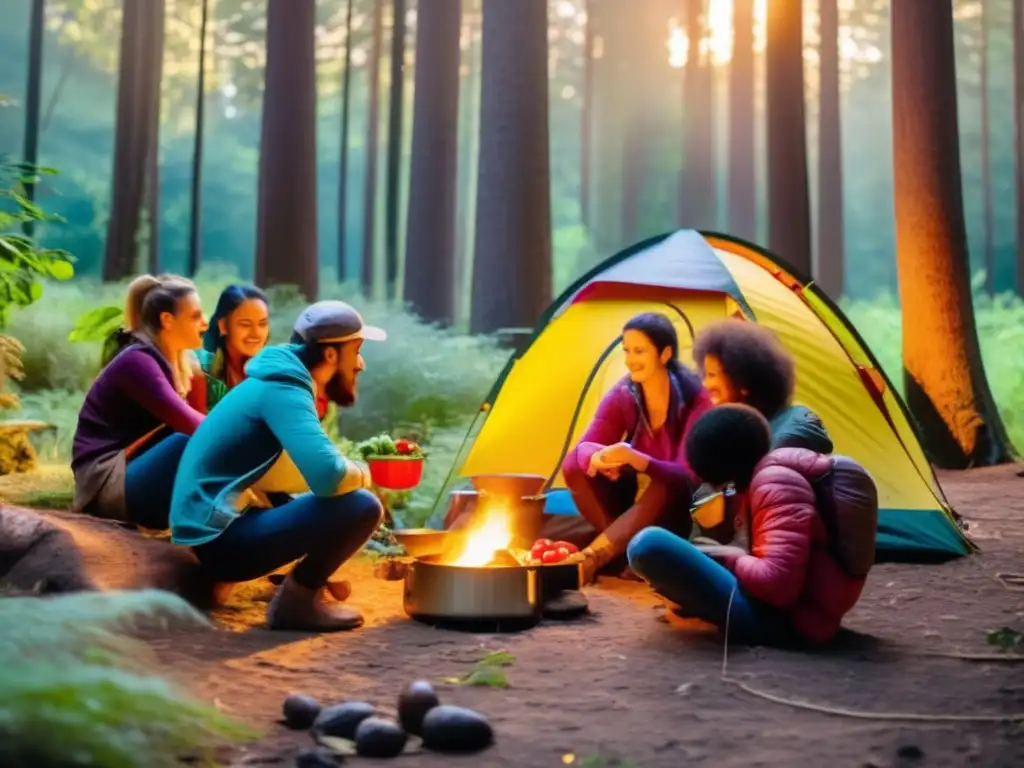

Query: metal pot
403 555 542 624
443 490 547 551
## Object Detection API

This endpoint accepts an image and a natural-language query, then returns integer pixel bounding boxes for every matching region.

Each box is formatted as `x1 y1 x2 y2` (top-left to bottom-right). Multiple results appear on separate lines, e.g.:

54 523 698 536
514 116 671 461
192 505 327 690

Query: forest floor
128 464 1024 768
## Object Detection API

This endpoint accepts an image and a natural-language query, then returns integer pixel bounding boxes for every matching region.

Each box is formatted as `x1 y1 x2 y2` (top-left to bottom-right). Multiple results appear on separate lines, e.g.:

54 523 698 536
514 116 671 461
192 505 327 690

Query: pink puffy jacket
726 448 868 644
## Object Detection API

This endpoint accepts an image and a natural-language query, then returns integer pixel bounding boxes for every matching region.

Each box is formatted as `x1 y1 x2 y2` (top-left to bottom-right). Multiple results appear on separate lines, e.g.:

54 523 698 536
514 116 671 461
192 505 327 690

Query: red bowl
367 456 425 491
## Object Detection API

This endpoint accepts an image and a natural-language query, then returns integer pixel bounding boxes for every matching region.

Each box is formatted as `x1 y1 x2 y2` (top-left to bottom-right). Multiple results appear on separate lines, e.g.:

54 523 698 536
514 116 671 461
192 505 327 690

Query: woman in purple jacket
562 313 714 582
71 275 208 530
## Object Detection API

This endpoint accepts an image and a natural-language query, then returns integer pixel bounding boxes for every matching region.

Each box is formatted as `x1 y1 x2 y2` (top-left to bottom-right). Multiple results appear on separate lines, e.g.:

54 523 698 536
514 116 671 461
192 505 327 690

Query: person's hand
587 442 634 477
338 459 373 494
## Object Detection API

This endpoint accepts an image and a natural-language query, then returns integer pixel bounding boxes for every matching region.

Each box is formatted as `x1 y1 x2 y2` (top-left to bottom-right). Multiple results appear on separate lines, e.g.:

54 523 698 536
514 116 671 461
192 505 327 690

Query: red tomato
541 549 562 564
554 541 578 554
395 439 413 454
531 543 551 560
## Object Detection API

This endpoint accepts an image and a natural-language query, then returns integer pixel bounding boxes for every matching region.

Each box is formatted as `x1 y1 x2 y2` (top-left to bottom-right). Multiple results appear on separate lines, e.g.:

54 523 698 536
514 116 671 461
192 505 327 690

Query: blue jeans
627 526 799 647
124 433 190 530
193 490 383 589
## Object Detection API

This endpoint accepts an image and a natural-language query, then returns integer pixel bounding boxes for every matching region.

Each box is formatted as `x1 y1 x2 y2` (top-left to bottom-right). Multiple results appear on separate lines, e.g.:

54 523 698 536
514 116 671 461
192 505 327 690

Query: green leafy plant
444 649 516 689
986 627 1024 653
0 161 76 329
0 589 258 766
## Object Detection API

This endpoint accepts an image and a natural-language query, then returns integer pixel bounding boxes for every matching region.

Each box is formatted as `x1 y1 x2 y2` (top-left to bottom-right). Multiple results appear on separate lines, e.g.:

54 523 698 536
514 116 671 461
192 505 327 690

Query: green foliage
443 649 516 689
0 161 76 328
986 627 1024 653
0 589 258 766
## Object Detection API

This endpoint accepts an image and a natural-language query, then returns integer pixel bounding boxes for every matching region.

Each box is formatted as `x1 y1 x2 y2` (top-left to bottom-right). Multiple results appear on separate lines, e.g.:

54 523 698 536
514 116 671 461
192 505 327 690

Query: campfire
435 500 584 569
402 495 584 625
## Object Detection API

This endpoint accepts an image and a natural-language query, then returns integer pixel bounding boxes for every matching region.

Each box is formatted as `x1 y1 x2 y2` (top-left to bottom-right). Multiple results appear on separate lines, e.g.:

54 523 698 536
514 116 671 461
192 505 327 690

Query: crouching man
169 301 388 632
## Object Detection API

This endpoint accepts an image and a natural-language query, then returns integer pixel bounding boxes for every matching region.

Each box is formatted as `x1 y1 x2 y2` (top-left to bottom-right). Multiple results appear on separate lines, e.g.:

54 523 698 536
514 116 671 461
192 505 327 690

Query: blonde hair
124 273 201 399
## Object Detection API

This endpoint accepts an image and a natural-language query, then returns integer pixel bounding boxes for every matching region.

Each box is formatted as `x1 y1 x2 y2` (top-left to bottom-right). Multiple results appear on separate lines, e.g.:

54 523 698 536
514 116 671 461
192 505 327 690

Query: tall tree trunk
145 5 165 273
254 0 319 301
103 0 164 281
337 0 354 282
727 0 756 242
454 0 481 326
469 0 552 334
361 0 385 296
580 0 596 229
815 0 844 299
21 0 45 239
404 0 461 325
187 0 210 277
765 0 811 274
1016 0 1024 296
384 0 406 298
979 0 994 294
891 0 1017 468
680 0 716 231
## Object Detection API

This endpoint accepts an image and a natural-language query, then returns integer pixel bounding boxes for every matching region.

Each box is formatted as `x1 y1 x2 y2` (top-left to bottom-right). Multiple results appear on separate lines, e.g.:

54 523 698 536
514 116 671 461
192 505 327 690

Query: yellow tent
456 230 973 561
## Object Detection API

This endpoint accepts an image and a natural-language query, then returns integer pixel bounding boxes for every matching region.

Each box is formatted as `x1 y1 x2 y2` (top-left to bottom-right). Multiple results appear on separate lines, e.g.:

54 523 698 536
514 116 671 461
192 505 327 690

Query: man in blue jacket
169 300 387 632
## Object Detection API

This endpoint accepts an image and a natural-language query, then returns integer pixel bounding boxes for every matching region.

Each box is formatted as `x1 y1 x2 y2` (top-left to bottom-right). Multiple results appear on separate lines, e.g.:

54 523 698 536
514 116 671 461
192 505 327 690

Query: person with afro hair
692 319 832 454
626 404 869 647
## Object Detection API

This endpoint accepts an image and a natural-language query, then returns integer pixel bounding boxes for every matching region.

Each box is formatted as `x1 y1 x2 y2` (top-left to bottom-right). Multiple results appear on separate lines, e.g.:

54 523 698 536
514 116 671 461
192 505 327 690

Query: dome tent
454 229 973 562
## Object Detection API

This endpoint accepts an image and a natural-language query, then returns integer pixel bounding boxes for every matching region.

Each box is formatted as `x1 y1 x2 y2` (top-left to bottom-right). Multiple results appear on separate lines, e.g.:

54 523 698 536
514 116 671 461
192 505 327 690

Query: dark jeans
124 432 190 530
193 489 383 589
627 526 799 647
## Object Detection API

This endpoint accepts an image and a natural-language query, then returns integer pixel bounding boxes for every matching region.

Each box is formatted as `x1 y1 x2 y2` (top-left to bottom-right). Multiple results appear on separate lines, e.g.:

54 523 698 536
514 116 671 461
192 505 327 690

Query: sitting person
626 404 874 647
71 275 208 529
188 284 271 413
169 300 388 632
693 319 832 453
561 312 713 583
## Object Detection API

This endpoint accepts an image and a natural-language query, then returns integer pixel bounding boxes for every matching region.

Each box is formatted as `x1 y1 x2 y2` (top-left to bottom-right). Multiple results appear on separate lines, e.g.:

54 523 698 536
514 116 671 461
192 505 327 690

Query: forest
1 0 1023 515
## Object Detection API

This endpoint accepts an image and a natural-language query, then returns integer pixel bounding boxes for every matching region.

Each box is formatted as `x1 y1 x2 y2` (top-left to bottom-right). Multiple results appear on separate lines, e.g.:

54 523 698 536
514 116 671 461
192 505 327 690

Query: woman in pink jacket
626 403 870 646
561 312 713 582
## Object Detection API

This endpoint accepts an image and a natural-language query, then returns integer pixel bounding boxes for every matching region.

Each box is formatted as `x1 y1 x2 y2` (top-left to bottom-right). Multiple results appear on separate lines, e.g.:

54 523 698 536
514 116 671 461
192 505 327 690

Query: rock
420 705 494 753
0 505 95 593
295 748 341 767
397 680 440 735
354 717 408 758
282 694 321 730
313 701 377 739
896 744 924 760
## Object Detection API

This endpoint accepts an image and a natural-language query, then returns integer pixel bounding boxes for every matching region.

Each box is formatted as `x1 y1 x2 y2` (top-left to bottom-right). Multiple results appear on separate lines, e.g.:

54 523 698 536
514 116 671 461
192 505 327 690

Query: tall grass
6 272 1024 524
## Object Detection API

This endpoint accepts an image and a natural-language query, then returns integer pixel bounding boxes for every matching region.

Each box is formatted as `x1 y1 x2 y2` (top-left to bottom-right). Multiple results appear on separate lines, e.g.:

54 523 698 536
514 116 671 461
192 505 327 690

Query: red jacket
725 448 867 644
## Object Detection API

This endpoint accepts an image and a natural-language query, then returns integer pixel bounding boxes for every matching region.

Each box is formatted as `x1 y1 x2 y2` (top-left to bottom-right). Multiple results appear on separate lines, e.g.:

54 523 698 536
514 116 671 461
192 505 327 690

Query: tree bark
20 0 45 239
815 0 844 299
403 0 461 325
1016 0 1024 296
580 0 595 229
384 0 407 298
454 0 481 325
979 0 994 294
187 0 210 277
469 0 552 334
361 0 385 297
103 0 164 281
254 0 319 301
337 0 354 282
891 0 1017 468
145 5 165 273
680 0 716 231
727 0 756 242
765 0 811 274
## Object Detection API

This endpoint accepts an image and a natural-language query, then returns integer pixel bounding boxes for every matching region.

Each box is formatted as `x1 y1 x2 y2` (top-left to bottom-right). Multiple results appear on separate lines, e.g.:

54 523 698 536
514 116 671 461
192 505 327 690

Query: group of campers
71 273 877 646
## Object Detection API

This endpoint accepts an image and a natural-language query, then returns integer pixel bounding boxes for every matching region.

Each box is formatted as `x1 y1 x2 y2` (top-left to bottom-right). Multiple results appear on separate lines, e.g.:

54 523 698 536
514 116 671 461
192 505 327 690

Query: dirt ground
134 466 1024 766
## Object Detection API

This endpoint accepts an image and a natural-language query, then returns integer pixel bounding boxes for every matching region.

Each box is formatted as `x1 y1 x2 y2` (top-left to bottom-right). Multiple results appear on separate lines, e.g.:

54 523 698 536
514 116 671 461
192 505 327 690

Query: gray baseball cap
292 300 387 344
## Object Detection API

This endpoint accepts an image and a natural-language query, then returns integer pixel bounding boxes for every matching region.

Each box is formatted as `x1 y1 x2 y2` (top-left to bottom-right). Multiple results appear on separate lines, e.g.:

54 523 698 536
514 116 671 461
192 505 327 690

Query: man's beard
325 373 356 407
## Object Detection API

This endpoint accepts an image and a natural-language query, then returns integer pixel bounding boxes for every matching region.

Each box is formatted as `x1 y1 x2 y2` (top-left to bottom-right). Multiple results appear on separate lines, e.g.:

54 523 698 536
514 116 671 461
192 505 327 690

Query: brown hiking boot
266 574 363 632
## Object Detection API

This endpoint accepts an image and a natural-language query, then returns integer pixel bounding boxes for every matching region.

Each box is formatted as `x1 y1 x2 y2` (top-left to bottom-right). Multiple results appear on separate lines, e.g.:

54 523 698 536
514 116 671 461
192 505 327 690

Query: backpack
809 455 879 578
